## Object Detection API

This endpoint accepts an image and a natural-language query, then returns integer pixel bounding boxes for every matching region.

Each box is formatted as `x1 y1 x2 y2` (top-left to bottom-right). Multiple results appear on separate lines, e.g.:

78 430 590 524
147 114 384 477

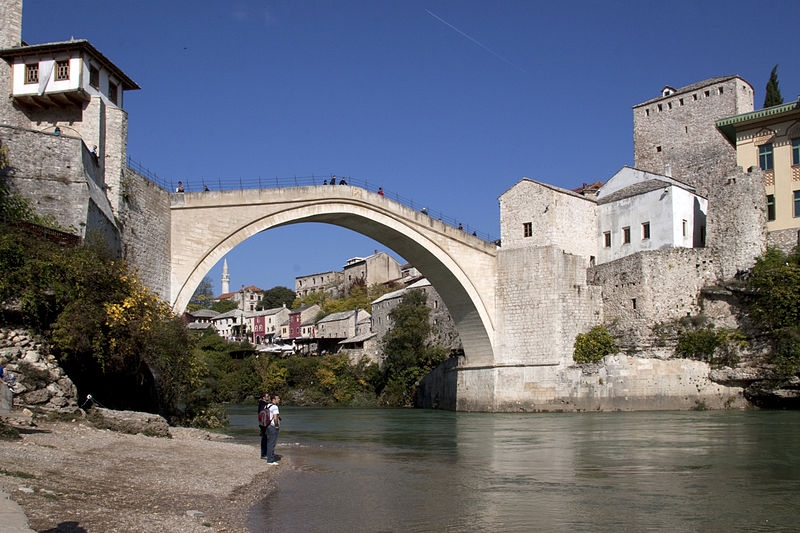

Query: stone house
184 308 219 331
288 304 321 339
370 278 462 365
215 285 263 312
716 97 800 252
342 251 402 294
338 316 378 363
595 167 707 264
211 308 247 341
316 309 369 340
499 167 708 267
248 306 290 345
295 270 343 297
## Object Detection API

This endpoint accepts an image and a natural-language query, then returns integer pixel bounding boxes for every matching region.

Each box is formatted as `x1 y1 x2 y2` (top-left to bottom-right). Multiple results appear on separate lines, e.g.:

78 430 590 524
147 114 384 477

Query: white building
595 167 707 264
499 167 707 267
211 308 247 340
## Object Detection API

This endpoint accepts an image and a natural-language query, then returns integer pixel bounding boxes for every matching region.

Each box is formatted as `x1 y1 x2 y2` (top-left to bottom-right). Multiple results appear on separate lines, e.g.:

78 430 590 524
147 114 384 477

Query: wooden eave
12 89 91 110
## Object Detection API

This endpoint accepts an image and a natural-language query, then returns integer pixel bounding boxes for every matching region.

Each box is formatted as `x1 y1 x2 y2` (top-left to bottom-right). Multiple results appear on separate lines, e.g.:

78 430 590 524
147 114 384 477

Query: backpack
258 403 272 427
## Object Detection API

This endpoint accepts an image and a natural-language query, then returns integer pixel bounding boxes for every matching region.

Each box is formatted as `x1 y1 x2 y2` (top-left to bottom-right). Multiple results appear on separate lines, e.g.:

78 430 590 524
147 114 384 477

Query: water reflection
227 407 800 532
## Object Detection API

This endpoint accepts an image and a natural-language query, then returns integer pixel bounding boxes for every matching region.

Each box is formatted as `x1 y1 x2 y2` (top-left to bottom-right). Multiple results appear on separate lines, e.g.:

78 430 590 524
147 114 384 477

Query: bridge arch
170 187 498 366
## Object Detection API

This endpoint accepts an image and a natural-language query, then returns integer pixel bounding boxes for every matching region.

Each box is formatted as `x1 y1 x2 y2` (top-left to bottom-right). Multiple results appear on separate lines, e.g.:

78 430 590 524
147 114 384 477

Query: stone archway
170 186 498 367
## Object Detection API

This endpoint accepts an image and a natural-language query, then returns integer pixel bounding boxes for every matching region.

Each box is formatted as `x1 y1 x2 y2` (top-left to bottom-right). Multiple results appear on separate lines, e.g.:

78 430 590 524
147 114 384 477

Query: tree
257 286 296 310
764 65 784 108
187 276 215 311
211 299 238 313
379 289 448 406
746 247 800 376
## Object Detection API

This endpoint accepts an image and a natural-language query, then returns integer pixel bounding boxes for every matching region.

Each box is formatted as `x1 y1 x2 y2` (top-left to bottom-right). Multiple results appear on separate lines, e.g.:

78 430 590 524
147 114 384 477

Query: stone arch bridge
170 185 498 368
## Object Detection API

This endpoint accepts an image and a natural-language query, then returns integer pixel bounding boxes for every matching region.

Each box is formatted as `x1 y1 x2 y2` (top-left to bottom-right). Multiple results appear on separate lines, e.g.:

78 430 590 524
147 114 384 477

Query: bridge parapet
164 176 497 242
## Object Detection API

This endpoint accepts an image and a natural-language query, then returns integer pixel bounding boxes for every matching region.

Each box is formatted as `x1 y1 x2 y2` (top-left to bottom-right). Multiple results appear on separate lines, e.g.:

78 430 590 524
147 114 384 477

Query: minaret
221 259 230 295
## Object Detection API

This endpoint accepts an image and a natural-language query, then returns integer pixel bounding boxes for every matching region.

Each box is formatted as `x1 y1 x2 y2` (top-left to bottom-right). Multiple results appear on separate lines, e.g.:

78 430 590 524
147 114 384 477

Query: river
225 406 800 532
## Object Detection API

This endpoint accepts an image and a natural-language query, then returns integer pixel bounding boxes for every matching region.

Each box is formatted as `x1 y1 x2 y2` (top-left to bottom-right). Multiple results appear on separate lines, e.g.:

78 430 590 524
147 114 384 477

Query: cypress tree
764 64 784 108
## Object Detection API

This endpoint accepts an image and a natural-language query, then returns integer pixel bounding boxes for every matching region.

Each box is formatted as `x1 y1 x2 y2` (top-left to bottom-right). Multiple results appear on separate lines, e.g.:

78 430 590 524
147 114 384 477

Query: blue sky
21 1 800 295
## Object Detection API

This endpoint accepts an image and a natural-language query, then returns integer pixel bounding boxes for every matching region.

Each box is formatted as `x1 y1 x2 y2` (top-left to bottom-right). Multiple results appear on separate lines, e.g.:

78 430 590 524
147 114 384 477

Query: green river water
225 406 800 532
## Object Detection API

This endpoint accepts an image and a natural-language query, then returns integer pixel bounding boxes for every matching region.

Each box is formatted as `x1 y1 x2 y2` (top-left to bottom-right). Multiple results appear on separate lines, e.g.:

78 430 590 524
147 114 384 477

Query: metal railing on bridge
126 156 498 243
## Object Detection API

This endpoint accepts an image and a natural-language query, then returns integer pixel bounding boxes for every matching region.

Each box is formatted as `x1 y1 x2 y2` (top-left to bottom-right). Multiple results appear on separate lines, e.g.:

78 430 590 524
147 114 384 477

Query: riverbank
0 417 281 532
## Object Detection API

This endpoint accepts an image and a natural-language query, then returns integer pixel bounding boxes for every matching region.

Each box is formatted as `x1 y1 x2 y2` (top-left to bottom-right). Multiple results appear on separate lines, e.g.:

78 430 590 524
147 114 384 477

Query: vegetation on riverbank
189 288 449 410
1 156 450 421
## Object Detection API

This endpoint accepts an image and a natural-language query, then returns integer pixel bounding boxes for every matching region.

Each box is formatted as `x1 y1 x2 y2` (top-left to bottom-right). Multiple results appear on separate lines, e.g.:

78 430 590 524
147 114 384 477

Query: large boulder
88 407 171 438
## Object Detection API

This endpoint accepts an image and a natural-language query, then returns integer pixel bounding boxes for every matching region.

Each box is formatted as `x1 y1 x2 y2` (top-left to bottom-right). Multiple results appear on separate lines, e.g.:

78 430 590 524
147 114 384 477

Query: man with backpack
258 393 281 464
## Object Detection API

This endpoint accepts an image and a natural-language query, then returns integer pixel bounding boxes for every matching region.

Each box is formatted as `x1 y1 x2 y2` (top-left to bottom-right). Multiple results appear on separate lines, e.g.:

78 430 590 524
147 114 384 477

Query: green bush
675 322 747 367
573 326 617 363
676 327 720 361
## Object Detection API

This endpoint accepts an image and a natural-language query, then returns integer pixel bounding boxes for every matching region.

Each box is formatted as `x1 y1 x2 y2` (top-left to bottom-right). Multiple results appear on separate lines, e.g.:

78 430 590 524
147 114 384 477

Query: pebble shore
0 418 280 532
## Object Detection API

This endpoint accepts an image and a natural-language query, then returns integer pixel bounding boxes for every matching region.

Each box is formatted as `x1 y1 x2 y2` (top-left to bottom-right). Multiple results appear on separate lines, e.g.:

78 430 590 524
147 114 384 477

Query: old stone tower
633 76 754 197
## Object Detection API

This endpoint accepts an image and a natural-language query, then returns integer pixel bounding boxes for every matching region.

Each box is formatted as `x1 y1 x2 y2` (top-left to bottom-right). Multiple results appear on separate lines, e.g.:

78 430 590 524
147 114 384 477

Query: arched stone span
170 186 498 366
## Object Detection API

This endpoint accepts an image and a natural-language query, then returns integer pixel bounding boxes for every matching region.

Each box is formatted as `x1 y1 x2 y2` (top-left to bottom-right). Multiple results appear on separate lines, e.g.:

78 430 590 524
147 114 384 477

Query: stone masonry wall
118 167 172 302
767 227 800 254
0 125 110 235
706 165 767 279
495 245 603 366
589 248 717 347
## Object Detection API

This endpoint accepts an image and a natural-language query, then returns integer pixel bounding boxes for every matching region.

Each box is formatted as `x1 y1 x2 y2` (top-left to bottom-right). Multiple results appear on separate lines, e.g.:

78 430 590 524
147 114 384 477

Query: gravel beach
0 418 280 532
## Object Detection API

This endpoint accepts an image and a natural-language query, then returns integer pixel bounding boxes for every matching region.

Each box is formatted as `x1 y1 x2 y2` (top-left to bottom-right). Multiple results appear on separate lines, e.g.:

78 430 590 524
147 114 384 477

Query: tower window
642 222 651 240
603 231 611 248
55 60 70 81
523 222 532 238
718 87 724 94
623 227 631 244
24 63 38 84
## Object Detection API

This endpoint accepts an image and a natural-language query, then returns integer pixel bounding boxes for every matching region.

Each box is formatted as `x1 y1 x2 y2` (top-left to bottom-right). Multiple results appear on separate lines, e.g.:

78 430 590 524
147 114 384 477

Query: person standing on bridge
378 187 384 196
176 181 184 193
330 176 337 185
338 177 347 185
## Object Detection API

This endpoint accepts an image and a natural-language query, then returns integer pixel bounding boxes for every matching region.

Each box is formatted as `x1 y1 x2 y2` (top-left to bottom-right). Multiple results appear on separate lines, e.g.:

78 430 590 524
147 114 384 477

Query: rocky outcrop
0 328 79 413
